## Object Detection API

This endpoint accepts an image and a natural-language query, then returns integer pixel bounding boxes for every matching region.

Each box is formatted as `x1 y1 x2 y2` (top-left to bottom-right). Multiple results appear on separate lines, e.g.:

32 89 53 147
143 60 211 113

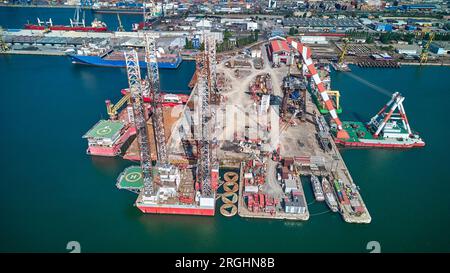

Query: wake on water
345 72 393 97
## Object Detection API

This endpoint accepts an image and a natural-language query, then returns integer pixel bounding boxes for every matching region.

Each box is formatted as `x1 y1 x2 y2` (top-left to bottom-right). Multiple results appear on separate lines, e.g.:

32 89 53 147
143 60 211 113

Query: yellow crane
420 32 435 64
338 41 348 65
326 90 341 111
105 92 131 120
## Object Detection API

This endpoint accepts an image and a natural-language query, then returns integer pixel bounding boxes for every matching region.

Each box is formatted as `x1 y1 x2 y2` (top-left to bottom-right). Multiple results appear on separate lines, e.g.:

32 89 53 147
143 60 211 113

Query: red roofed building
268 39 290 65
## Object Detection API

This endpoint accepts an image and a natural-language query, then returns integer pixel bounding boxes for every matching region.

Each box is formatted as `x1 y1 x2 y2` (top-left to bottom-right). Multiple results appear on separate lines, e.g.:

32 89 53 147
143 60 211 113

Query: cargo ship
25 7 108 32
82 119 135 156
69 49 182 69
334 92 425 148
321 177 338 212
311 174 325 202
92 7 146 15
120 88 189 106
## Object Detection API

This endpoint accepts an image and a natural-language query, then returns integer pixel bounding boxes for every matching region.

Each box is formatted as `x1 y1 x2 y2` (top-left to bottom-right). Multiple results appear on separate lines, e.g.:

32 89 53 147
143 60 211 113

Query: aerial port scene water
0 0 450 256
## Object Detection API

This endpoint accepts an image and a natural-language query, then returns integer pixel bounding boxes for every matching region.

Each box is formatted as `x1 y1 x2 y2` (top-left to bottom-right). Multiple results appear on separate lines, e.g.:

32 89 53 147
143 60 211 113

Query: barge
334 92 425 148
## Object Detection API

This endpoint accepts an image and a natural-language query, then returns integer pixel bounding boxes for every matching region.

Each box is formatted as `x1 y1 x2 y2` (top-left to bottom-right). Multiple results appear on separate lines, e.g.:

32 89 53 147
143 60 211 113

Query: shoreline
0 4 82 9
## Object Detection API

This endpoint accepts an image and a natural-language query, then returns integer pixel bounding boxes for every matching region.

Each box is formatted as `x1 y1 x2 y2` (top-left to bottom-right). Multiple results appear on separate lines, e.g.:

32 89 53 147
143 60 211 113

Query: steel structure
204 35 220 190
142 0 159 30
420 32 435 64
117 14 125 32
80 0 94 7
195 34 220 199
0 27 8 52
367 92 412 138
124 50 154 196
105 92 131 120
144 32 168 164
287 37 349 139
338 41 348 65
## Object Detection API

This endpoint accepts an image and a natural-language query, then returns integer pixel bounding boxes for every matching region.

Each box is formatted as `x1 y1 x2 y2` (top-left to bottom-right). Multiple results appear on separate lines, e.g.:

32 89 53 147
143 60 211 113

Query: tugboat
321 177 339 212
311 174 325 202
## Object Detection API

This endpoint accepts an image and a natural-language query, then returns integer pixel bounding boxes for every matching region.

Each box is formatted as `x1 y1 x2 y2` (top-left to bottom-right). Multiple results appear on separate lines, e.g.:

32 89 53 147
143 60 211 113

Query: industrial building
299 36 328 44
395 45 420 56
371 23 393 32
430 42 450 55
220 18 258 31
282 18 361 31
268 38 290 64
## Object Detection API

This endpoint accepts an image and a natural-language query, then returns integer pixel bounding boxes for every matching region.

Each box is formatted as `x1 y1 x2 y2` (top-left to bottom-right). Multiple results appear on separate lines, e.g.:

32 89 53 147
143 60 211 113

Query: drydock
82 33 425 224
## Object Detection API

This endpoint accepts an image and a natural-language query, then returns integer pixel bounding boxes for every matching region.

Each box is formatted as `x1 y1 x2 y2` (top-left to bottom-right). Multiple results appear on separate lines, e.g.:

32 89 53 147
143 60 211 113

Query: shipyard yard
2 2 450 254
77 34 374 224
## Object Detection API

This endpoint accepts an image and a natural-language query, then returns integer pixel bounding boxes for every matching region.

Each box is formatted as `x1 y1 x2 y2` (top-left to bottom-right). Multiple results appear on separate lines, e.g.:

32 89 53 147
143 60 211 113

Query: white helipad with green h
117 166 144 190
83 120 124 139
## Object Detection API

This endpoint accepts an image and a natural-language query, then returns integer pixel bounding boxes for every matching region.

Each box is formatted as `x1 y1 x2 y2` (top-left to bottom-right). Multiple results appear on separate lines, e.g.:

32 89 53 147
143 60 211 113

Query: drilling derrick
195 34 219 208
206 35 220 105
204 34 220 191
124 50 155 197
197 66 213 198
144 32 168 164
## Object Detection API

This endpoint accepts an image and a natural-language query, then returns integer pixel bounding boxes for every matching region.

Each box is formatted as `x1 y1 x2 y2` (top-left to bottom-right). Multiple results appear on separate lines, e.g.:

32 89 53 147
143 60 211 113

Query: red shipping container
259 193 265 208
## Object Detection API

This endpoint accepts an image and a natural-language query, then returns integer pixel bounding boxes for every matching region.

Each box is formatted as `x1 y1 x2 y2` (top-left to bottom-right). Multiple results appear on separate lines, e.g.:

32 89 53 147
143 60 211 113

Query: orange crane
286 37 349 139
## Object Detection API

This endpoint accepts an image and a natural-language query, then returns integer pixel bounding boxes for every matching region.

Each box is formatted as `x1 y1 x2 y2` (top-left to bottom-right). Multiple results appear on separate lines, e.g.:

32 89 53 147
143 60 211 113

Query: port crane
105 92 131 120
367 92 412 138
324 90 341 112
420 32 435 64
287 37 349 139
124 50 155 196
338 40 348 66
0 27 9 52
116 14 125 32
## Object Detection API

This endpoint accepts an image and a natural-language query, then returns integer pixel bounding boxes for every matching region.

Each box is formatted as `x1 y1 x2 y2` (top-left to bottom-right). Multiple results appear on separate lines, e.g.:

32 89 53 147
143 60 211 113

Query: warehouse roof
270 39 289 53
283 18 361 28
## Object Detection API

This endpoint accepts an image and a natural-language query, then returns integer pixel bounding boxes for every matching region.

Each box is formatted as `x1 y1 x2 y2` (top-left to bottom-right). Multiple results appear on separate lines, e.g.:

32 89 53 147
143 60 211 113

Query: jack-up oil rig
114 33 220 216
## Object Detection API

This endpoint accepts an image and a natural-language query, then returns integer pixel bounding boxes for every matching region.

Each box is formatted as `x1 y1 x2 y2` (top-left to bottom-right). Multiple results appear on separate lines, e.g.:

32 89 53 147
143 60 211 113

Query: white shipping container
245 185 259 193
244 173 253 179
200 197 215 207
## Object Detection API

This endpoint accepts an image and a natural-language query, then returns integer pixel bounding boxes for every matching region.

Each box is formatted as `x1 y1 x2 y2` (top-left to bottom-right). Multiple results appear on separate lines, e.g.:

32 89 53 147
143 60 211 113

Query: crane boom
338 41 348 65
105 92 131 119
287 37 349 139
420 32 435 64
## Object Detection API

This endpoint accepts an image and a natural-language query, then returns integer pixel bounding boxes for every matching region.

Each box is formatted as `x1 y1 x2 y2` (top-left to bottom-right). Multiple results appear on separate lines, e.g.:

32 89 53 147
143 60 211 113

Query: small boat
311 174 325 202
330 62 351 72
321 177 338 213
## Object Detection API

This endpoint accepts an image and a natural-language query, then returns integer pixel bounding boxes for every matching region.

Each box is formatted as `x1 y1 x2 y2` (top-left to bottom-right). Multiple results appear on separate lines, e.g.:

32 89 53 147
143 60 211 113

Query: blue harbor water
0 6 143 31
1 7 450 253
